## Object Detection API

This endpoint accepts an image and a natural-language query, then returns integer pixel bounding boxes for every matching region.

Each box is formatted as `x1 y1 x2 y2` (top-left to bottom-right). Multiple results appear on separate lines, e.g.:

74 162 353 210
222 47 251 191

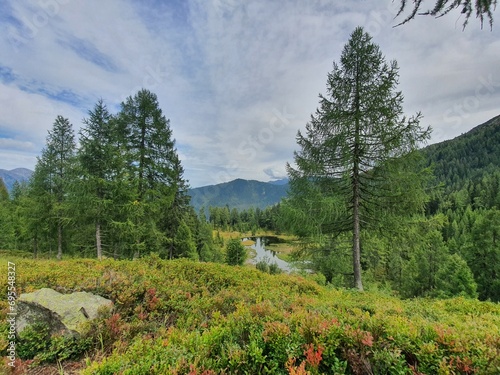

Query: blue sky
1 0 499 187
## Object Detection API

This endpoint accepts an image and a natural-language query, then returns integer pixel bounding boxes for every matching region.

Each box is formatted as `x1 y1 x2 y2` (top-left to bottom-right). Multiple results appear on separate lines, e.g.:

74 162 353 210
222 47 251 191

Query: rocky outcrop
16 288 113 336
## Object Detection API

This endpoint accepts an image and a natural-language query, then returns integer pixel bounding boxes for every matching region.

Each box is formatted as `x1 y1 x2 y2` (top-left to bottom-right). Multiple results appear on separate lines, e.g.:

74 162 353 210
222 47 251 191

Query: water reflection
242 236 293 272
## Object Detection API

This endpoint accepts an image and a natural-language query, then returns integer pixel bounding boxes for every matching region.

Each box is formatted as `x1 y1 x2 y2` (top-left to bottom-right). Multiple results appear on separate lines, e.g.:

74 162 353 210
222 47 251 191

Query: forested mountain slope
188 178 288 211
423 114 500 192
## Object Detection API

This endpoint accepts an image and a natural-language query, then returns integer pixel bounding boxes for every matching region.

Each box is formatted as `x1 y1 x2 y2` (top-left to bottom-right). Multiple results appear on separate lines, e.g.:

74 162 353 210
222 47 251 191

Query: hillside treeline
0 90 222 263
1 92 499 302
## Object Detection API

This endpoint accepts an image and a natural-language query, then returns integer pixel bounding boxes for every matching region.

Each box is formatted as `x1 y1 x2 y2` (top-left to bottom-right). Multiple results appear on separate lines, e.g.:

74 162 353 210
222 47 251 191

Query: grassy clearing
1 256 499 374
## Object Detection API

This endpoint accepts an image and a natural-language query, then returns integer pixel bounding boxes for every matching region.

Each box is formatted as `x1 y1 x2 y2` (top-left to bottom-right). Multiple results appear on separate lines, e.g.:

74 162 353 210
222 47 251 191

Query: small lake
242 236 293 272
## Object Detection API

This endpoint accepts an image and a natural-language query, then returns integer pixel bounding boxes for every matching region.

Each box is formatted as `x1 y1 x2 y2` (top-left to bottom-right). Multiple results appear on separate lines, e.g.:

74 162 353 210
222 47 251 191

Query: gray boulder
16 288 113 336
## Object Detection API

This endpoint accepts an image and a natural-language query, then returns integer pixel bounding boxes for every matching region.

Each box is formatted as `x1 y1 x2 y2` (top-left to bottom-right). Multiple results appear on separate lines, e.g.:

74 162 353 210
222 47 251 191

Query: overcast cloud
1 0 499 187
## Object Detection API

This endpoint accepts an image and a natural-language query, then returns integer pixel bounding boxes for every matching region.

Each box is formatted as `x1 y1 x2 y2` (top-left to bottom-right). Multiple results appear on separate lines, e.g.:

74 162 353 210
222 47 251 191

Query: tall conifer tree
117 89 187 256
287 27 431 290
31 116 76 259
77 99 126 259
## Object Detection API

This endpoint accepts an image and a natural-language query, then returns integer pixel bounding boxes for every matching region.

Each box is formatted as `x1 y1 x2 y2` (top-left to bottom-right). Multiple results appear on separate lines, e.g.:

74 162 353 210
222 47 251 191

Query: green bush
17 323 50 360
256 259 270 273
225 238 246 266
16 322 92 363
1 257 499 374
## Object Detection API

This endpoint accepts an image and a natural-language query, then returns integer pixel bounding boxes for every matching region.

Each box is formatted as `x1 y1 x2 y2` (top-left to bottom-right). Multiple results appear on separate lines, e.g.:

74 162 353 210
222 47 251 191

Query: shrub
225 238 246 266
17 323 51 360
1 257 499 374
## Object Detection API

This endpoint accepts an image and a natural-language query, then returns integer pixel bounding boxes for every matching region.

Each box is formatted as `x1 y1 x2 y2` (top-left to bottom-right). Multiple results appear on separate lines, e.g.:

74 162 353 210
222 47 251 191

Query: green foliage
424 115 500 198
17 322 51 359
396 0 497 29
37 335 93 363
173 220 198 260
4 91 213 261
29 115 76 259
3 257 497 374
255 258 270 273
435 253 478 298
287 27 431 290
225 238 246 266
0 183 16 250
75 99 128 260
16 321 92 364
465 208 500 300
256 257 283 275
0 177 9 201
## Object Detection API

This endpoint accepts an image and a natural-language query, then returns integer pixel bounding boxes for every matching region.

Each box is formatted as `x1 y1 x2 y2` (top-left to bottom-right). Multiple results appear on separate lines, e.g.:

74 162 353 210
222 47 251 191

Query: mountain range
2 114 500 209
0 168 33 192
188 178 288 211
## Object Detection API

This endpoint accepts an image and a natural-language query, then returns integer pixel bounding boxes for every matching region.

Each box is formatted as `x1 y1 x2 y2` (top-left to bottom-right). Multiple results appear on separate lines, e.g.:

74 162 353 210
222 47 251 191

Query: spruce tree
287 27 431 290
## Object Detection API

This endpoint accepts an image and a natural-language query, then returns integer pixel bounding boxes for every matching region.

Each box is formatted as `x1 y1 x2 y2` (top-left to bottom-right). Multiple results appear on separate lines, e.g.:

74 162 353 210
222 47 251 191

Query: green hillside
2 256 499 374
189 179 288 211
423 115 500 193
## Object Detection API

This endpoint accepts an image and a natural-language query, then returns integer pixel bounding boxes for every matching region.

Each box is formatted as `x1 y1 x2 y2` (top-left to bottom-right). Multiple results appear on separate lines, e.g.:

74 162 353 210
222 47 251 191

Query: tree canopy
287 27 431 290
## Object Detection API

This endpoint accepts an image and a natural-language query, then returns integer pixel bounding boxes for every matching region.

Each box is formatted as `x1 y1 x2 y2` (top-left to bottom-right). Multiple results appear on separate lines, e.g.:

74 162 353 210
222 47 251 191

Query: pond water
242 236 293 272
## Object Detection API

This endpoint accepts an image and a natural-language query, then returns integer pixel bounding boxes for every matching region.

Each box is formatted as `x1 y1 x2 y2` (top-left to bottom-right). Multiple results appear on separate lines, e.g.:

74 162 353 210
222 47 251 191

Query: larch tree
77 99 126 260
0 178 15 250
117 89 184 256
32 116 76 259
287 27 431 290
395 0 497 28
160 154 193 259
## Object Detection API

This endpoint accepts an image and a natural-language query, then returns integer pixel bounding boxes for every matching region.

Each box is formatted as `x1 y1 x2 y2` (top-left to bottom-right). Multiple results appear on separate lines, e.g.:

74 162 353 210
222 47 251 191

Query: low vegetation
2 256 499 374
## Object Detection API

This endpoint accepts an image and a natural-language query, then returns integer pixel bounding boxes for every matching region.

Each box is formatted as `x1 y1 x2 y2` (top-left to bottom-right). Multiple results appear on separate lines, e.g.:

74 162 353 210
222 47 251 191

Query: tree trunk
57 223 62 260
352 189 363 291
352 136 363 290
96 221 102 260
33 235 38 259
352 70 364 291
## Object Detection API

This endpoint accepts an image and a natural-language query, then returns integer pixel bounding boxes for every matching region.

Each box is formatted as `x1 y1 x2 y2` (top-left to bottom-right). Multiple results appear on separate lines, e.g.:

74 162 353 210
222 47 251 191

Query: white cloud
0 0 499 187
0 138 36 151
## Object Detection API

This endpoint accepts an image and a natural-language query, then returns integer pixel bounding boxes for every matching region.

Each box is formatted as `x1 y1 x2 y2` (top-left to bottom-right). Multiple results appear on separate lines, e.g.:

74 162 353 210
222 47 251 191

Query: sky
1 0 499 188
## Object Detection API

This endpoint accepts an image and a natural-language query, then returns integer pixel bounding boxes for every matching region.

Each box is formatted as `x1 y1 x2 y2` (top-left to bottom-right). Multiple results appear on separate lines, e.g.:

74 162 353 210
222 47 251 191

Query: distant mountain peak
188 178 288 211
268 178 289 185
0 168 33 192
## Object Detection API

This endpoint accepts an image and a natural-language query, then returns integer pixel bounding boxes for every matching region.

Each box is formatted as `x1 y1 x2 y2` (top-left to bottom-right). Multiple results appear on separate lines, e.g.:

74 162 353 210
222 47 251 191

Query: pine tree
225 238 246 266
9 181 30 253
31 115 76 259
117 89 185 256
77 99 127 259
160 153 192 259
287 27 431 290
466 208 500 301
0 178 9 201
0 178 15 250
396 0 497 28
119 89 176 201
173 220 198 260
